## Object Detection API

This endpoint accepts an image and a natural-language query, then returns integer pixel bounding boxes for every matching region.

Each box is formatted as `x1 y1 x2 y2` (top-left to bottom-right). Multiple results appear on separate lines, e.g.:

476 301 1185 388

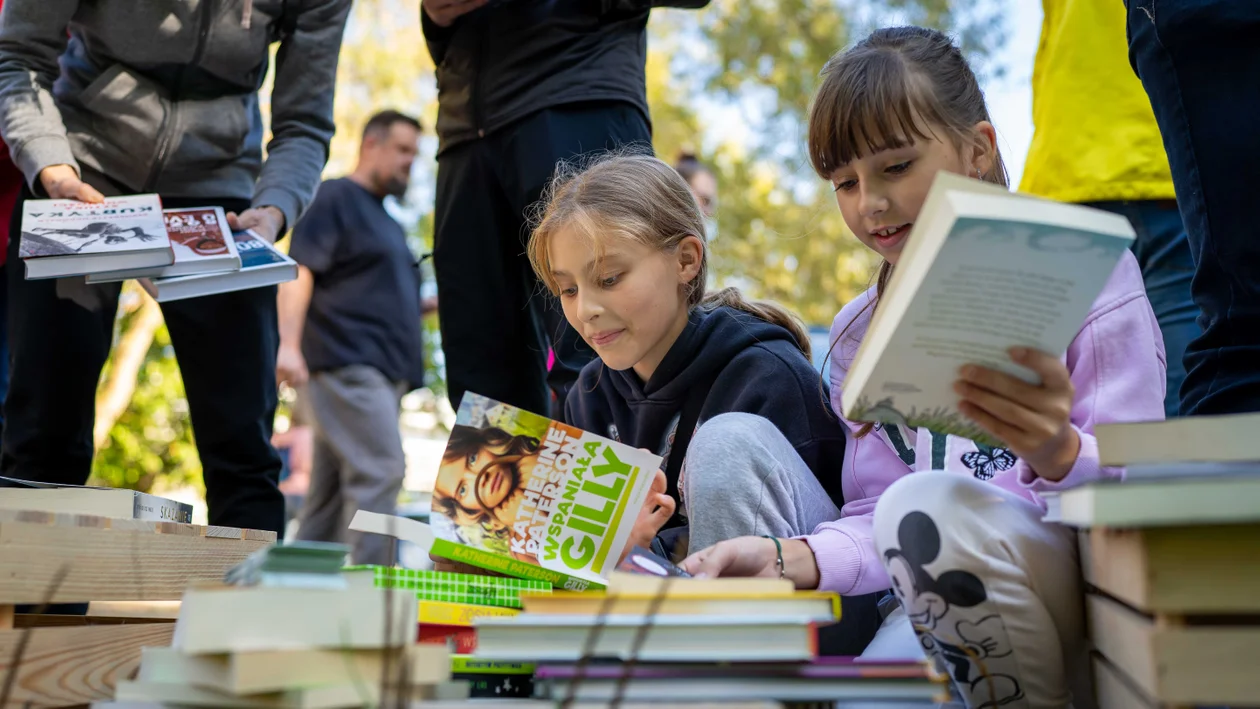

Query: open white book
840 172 1135 444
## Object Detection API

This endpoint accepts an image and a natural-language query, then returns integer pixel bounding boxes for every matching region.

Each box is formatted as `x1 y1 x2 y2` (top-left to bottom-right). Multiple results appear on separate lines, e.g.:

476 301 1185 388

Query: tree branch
94 294 164 451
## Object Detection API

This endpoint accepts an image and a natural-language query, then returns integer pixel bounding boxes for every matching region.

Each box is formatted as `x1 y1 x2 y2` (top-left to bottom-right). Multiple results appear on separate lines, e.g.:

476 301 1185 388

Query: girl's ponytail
700 287 812 361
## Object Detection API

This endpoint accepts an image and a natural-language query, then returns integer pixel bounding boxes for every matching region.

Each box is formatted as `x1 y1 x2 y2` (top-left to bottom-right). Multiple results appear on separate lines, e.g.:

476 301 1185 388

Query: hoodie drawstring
241 0 253 28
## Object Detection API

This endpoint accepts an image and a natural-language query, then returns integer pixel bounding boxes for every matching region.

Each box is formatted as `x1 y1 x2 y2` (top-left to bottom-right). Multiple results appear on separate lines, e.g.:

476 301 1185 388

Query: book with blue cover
140 228 297 302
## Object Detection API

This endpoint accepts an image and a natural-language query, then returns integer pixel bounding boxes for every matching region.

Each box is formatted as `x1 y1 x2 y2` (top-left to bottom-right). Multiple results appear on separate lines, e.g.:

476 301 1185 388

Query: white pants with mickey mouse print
870 472 1093 709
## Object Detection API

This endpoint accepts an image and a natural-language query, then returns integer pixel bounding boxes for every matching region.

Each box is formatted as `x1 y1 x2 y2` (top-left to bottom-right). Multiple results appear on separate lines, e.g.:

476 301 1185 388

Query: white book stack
111 574 463 708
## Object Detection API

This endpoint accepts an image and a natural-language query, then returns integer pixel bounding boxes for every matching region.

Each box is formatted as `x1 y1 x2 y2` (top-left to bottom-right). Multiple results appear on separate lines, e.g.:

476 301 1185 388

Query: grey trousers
682 412 842 554
295 364 407 565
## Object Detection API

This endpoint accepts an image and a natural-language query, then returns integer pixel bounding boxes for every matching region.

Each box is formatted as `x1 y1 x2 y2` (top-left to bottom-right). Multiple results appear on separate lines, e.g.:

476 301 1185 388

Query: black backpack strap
661 371 719 530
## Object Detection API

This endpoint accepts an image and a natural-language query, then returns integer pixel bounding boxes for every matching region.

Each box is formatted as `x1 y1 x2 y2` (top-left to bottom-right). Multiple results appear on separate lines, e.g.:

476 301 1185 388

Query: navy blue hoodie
564 305 847 507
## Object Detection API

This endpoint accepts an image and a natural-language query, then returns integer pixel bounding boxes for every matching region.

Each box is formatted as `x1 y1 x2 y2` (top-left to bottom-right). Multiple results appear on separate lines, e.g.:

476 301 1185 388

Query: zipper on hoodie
143 0 217 192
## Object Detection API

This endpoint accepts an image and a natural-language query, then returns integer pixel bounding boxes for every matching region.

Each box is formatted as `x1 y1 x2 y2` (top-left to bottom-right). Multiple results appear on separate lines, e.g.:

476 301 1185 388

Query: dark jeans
1085 200 1198 418
3 185 285 535
433 101 652 418
1126 0 1260 416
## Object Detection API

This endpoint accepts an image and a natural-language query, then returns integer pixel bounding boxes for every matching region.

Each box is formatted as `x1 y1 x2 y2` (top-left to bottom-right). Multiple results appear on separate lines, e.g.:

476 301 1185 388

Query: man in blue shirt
277 110 433 564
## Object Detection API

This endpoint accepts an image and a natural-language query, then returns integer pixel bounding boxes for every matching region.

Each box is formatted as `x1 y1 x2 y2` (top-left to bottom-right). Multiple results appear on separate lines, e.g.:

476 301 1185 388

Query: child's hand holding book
620 468 675 565
953 346 1081 482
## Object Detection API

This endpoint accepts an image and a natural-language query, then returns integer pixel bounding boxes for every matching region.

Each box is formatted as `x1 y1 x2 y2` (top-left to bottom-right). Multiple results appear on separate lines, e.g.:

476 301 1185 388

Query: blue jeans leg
1126 0 1260 415
1085 200 1198 418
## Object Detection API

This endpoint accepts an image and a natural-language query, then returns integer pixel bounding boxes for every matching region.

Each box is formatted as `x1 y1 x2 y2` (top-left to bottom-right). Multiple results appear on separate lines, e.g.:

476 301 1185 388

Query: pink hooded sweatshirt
803 249 1168 597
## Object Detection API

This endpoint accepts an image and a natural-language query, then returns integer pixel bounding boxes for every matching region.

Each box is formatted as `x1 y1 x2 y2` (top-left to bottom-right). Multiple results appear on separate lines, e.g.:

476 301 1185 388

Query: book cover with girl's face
431 393 660 585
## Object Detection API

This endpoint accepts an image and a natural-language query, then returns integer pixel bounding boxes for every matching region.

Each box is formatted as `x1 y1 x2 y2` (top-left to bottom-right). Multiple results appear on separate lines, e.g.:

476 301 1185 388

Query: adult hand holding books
227 205 285 244
38 163 104 203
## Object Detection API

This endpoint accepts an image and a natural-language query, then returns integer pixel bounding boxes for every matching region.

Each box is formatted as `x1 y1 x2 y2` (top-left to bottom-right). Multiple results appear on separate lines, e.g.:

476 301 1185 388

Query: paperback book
88 206 241 282
429 393 660 590
840 172 1135 445
345 565 551 609
140 228 297 302
19 194 173 279
0 475 192 523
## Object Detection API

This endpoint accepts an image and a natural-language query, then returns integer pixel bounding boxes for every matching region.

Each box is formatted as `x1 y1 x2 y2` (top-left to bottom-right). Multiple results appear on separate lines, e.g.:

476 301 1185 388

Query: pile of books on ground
345 393 949 707
107 543 463 708
346 563 546 698
1049 411 1260 708
474 568 947 706
19 194 296 299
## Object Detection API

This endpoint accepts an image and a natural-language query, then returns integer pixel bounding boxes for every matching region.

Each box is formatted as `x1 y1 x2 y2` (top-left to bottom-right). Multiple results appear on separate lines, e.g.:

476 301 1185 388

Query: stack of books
110 543 458 708
477 570 946 705
344 564 546 698
1051 412 1260 707
19 194 296 298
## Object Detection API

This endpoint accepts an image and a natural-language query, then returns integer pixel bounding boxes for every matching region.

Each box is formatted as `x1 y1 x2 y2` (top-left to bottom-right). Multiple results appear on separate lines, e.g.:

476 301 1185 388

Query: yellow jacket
1020 0 1176 203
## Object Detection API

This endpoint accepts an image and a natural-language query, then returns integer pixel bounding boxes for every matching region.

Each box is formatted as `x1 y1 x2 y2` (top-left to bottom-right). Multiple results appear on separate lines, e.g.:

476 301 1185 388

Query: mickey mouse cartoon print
883 511 1026 708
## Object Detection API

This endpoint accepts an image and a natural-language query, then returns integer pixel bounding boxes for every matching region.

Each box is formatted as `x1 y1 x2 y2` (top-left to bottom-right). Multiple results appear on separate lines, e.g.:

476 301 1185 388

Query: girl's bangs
810 53 946 177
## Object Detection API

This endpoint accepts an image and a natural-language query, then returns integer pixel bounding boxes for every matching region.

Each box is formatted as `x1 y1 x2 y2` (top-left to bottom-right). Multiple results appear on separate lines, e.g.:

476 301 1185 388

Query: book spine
347 564 552 609
131 492 193 523
451 656 535 676
418 600 518 627
418 624 478 654
459 674 534 699
430 538 605 591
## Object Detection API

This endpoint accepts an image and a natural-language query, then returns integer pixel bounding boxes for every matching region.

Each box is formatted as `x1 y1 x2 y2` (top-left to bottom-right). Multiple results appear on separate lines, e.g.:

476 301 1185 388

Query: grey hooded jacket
0 0 351 230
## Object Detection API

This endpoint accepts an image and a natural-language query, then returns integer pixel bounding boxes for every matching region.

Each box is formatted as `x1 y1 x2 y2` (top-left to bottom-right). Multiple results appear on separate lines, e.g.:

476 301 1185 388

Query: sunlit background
89 0 1046 527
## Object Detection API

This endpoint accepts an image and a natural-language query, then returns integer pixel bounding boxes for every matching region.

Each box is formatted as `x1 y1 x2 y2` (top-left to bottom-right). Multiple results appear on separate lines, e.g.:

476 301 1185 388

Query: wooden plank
1088 594 1160 695
1082 525 1260 613
0 606 11 630
1093 653 1160 709
15 615 175 628
0 623 173 708
86 601 180 621
0 509 276 543
0 521 272 604
1088 593 1260 705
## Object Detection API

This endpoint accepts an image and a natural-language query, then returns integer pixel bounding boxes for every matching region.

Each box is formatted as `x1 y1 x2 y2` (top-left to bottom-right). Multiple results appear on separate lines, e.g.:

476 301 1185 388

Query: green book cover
428 393 660 591
343 565 550 609
451 655 535 676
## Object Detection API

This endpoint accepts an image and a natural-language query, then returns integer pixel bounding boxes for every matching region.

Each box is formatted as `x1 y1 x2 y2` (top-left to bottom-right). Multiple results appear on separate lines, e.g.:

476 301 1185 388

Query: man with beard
277 110 434 564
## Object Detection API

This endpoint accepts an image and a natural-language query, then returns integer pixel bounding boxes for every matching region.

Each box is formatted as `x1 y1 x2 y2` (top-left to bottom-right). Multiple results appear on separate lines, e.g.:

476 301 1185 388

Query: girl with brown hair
682 27 1166 704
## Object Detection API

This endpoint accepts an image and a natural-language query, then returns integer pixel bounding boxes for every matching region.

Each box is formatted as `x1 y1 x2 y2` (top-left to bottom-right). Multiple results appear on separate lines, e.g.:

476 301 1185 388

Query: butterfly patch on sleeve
960 444 1017 481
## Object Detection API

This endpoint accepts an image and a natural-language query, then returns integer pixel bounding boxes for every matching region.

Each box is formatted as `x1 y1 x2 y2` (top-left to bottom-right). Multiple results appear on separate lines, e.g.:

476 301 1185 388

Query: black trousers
3 183 284 535
433 101 652 417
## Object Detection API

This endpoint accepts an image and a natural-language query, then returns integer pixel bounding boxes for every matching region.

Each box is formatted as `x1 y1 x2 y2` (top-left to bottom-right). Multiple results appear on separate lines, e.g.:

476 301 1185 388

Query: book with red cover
418 623 477 654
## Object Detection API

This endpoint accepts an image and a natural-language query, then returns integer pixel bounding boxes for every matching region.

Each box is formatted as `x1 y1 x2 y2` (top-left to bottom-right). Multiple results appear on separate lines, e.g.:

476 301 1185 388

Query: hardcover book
19 194 173 279
88 206 241 282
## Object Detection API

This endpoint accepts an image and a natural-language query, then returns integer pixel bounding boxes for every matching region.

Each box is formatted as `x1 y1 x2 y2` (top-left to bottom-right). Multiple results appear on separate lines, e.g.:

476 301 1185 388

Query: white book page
849 197 1132 439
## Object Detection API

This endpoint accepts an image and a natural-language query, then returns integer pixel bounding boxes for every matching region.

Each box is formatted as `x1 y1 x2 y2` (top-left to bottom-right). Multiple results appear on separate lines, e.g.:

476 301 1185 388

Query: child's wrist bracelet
761 535 786 579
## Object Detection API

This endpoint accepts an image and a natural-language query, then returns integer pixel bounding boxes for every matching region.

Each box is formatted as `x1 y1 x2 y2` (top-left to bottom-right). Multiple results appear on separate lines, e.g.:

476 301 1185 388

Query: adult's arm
0 0 79 190
254 0 352 234
276 266 315 387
